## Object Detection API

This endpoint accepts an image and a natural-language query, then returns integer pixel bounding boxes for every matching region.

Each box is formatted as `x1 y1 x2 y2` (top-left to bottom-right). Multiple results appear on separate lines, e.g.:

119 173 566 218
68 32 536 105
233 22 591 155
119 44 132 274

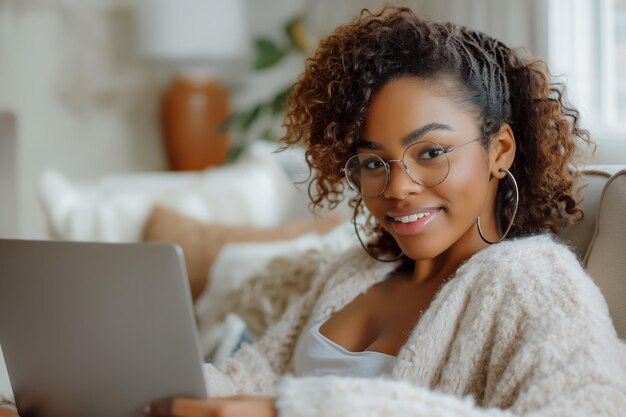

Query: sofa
34 161 626 344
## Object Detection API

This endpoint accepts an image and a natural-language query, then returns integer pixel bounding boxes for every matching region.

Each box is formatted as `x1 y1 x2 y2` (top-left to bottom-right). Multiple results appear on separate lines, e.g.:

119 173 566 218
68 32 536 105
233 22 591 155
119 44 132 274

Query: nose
383 160 425 199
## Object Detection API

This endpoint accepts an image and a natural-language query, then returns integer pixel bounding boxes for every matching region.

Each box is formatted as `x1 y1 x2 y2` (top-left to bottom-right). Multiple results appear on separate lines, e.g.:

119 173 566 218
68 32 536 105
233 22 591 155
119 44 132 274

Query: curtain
416 0 548 59
304 0 549 59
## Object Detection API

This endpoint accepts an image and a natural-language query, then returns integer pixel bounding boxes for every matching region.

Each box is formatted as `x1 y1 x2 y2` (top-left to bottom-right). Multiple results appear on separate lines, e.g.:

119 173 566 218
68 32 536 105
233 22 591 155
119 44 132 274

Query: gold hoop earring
476 168 519 244
352 199 404 262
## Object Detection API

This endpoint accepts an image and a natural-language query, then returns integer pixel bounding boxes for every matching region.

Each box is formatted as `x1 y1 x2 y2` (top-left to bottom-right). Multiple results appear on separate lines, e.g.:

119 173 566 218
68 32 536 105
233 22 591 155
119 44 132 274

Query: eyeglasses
343 137 482 197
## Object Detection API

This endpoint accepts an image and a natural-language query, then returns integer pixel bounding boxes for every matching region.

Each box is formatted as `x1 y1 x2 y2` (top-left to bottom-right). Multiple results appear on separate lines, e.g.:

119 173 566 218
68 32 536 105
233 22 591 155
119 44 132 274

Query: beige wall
0 0 306 239
0 1 162 238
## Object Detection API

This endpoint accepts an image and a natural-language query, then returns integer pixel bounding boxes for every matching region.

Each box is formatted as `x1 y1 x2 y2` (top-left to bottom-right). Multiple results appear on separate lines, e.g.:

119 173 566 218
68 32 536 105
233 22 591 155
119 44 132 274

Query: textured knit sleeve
202 251 350 397
275 236 626 417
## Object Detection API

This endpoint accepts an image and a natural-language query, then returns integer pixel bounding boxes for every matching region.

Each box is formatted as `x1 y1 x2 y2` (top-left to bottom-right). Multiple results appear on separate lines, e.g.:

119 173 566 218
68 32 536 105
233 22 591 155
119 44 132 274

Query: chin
392 233 451 261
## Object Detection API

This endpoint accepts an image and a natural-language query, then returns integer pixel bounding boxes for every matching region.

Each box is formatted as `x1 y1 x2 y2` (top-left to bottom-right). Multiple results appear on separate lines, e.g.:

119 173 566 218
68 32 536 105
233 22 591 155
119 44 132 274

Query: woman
3 6 625 417
140 7 625 417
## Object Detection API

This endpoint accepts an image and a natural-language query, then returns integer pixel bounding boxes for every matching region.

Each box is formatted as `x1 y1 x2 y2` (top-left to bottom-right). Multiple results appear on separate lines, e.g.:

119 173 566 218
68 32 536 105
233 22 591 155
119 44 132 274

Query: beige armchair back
559 165 626 339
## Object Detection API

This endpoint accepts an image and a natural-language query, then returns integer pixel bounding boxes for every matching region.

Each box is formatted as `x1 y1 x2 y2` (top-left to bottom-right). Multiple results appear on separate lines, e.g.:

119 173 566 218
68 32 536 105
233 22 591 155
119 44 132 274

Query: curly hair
281 6 592 257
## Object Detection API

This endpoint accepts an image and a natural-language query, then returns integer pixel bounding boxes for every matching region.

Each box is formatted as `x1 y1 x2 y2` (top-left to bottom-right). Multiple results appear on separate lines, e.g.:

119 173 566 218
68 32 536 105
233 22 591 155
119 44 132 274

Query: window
549 0 626 140
616 0 626 123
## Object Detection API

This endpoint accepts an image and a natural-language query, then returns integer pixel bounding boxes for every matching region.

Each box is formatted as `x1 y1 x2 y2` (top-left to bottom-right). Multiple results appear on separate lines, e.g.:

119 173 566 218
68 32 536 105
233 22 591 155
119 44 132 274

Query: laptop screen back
0 239 207 417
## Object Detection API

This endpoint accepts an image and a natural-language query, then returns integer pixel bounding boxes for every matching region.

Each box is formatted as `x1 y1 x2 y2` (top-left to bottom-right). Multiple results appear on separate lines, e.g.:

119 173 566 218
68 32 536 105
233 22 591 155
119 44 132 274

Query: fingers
145 396 276 417
171 399 218 417
146 398 213 417
144 398 174 417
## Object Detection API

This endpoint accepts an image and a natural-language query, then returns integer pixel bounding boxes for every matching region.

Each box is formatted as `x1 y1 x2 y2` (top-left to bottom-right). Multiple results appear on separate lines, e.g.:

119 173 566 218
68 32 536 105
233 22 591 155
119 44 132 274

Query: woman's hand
145 395 277 417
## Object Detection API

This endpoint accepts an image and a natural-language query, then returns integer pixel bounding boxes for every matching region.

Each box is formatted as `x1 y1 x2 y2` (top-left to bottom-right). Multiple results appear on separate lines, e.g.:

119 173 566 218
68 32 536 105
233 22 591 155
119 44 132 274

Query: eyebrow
357 122 454 150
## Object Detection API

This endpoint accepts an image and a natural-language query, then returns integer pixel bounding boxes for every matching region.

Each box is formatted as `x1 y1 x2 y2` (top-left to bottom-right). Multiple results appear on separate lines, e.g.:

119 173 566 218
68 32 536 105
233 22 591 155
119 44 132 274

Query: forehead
362 77 479 143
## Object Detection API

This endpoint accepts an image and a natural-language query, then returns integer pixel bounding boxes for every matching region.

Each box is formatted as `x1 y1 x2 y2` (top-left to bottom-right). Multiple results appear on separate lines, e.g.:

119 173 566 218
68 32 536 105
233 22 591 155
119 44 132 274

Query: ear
488 123 516 179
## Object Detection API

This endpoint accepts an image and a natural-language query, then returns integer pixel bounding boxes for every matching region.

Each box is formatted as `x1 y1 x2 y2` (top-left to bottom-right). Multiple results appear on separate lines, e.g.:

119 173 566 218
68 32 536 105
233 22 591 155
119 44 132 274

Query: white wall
0 2 163 239
0 0 308 240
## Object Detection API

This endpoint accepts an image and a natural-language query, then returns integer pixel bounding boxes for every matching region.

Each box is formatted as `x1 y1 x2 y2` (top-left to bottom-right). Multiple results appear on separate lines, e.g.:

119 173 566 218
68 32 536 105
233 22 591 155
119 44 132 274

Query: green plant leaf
218 110 252 132
271 87 292 115
242 104 263 130
226 142 246 163
261 128 277 142
218 114 237 132
254 38 289 70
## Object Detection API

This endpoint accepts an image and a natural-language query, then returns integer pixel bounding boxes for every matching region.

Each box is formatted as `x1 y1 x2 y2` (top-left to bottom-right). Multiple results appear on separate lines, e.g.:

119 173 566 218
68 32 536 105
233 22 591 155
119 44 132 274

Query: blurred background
0 0 625 240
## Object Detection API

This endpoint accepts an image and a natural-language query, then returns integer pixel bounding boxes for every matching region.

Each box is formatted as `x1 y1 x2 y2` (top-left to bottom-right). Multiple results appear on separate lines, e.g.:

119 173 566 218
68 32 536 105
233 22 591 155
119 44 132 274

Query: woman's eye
362 159 385 170
419 148 445 159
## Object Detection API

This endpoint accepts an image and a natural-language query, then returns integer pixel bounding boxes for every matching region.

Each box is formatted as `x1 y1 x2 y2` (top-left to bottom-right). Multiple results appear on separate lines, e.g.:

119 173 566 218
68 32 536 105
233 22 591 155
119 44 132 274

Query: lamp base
161 75 230 171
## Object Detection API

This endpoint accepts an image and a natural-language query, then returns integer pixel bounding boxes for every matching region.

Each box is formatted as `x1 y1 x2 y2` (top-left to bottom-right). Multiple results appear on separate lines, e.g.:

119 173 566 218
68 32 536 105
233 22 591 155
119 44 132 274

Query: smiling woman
5 5 625 417
283 10 590 266
139 6 626 417
354 77 515 264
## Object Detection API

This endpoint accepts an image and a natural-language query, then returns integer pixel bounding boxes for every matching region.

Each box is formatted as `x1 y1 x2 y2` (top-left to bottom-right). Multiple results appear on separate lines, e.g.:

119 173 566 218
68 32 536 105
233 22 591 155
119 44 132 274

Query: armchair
559 165 626 339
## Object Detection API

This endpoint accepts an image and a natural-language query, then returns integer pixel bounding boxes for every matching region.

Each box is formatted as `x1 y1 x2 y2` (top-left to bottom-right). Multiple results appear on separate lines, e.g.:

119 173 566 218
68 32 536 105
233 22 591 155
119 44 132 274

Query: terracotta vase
161 76 230 171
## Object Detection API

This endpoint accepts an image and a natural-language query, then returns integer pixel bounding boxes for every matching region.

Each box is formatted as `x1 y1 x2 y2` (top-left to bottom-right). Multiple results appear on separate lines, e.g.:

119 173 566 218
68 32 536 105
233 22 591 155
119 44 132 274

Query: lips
387 207 442 235
386 206 442 219
392 211 433 224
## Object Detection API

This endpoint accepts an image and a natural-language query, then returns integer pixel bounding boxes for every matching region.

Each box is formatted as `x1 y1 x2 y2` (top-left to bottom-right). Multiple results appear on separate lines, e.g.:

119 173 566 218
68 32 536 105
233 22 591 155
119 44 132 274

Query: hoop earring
352 199 404 262
476 168 519 244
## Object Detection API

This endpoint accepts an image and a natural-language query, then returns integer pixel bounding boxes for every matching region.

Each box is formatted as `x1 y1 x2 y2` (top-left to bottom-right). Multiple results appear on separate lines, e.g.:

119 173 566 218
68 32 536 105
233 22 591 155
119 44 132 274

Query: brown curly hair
281 6 593 256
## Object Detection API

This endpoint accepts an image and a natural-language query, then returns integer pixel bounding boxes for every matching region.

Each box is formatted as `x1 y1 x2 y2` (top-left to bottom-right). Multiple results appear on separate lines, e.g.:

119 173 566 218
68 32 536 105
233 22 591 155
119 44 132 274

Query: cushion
38 150 297 242
141 205 344 300
194 221 358 358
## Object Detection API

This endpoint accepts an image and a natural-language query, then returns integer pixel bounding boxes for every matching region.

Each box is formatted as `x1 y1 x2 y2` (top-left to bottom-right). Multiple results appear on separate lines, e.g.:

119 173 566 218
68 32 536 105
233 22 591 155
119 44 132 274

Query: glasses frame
343 137 483 197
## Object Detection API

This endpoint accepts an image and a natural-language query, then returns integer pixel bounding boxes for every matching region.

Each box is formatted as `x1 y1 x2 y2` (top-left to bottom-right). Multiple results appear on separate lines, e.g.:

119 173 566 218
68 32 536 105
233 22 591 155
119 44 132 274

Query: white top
293 318 395 377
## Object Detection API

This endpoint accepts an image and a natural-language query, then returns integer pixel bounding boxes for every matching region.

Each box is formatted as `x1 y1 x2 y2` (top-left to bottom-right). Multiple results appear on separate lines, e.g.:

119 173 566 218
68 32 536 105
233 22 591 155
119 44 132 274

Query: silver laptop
0 239 207 417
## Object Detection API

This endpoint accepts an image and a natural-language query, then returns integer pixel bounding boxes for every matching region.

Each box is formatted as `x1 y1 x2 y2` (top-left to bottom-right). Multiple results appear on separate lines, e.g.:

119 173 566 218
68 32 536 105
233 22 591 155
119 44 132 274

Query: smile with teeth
392 212 432 224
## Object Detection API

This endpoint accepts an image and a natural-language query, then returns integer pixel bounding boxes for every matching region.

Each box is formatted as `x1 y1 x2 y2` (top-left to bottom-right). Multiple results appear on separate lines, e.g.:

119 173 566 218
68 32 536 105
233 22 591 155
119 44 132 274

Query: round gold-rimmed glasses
343 138 482 197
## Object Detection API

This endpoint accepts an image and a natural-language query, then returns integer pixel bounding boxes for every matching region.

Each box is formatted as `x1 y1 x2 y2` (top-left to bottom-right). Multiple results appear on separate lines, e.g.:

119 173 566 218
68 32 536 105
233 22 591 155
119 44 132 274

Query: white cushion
38 148 295 242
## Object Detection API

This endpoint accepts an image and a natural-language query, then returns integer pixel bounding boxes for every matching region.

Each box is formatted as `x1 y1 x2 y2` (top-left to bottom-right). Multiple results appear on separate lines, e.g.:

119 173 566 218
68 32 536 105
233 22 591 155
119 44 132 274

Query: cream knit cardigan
203 234 626 417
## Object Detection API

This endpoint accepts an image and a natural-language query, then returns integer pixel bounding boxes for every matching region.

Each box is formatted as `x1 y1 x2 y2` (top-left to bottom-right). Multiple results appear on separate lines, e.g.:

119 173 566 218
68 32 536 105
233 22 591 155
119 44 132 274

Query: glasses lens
402 141 450 186
345 154 387 196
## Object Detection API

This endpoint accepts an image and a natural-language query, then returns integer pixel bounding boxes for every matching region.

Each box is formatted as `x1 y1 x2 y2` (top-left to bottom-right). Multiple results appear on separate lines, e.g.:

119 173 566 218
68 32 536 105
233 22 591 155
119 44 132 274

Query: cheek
444 157 490 214
362 197 385 222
